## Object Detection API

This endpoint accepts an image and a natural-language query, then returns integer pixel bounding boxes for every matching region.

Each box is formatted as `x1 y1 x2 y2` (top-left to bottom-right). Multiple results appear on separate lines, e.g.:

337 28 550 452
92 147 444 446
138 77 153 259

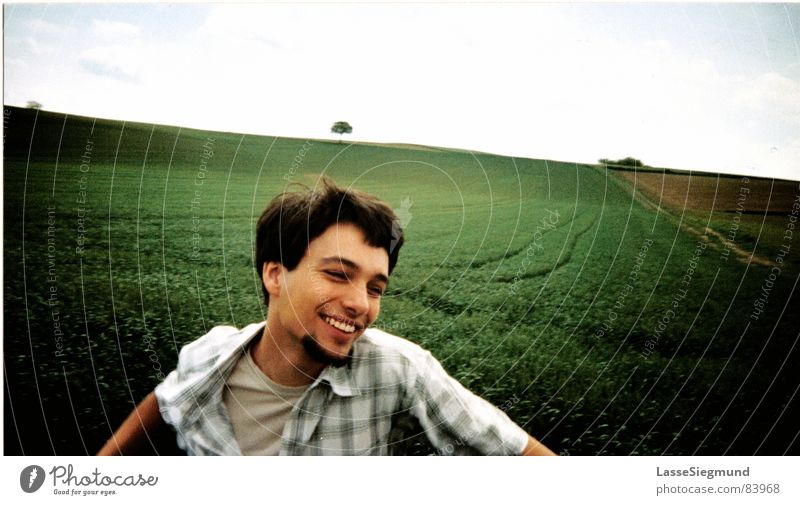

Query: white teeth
325 316 355 333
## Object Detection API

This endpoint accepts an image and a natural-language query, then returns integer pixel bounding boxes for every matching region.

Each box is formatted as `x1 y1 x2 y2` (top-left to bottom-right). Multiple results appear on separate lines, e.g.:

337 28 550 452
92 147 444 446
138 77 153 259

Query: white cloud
91 20 141 39
25 36 54 56
4 57 27 68
645 39 671 51
199 5 285 49
738 72 800 124
79 44 145 82
27 18 69 36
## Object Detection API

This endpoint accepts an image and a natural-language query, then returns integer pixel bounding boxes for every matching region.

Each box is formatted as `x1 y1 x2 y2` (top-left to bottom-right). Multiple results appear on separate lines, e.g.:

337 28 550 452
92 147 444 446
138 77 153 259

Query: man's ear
262 261 284 299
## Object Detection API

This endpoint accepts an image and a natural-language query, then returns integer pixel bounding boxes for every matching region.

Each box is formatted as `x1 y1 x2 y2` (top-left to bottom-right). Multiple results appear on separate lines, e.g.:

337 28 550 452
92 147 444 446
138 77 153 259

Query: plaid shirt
155 322 529 455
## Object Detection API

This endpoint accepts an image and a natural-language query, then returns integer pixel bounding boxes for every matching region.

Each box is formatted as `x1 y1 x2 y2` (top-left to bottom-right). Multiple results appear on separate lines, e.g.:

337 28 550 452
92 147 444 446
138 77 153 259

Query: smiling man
98 178 555 456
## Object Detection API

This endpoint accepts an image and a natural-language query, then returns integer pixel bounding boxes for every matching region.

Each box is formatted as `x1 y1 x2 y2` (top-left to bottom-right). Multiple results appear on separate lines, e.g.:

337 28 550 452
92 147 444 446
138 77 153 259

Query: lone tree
26 100 42 110
331 121 352 143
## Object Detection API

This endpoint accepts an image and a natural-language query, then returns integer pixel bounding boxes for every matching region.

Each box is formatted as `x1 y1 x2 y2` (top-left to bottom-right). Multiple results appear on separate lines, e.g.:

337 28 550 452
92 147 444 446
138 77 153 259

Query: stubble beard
301 334 351 368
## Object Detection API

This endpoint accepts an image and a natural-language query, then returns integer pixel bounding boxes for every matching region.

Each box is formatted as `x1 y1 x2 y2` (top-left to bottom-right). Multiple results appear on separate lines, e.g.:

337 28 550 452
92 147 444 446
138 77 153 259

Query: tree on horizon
331 121 352 143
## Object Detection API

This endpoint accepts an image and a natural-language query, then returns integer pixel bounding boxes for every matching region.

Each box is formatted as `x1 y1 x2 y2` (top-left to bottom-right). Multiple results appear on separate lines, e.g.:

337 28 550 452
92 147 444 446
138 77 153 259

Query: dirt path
600 167 775 267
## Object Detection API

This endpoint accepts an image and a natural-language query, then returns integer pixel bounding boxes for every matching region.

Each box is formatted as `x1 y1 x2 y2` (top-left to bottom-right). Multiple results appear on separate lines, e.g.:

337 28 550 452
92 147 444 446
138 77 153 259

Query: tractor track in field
469 209 586 269
494 211 598 282
410 211 599 319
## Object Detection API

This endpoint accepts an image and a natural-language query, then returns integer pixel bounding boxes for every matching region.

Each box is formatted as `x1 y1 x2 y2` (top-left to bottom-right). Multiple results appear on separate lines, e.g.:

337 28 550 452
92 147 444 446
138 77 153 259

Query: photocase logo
20 465 46 493
391 197 412 253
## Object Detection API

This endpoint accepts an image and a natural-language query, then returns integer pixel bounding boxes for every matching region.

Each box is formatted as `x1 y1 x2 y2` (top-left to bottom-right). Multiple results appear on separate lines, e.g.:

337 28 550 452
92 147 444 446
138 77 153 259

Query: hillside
4 105 799 456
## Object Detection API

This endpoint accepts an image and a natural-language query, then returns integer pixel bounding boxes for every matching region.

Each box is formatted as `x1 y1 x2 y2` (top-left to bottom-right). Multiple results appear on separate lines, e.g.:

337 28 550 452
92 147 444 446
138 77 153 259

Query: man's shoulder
177 323 263 368
355 327 431 363
344 328 432 391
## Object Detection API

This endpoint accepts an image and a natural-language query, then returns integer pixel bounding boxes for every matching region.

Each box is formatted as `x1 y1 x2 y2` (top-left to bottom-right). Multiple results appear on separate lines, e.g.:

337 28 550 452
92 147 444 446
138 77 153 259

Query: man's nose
342 282 370 317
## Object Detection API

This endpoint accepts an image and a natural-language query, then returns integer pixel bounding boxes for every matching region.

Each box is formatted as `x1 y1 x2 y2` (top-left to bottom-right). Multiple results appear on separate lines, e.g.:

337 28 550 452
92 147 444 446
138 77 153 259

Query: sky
3 2 800 180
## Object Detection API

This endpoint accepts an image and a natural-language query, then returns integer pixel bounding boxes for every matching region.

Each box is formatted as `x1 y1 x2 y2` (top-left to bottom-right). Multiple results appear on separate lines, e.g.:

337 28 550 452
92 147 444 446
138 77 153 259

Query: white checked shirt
155 322 530 455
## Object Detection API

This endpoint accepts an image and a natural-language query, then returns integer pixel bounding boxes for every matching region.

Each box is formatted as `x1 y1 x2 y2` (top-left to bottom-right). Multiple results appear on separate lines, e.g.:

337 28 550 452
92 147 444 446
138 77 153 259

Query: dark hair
255 177 404 304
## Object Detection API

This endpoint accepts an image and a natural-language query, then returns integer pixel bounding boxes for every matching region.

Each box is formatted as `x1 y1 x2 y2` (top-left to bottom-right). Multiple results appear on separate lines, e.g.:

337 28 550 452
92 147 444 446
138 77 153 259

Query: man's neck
250 322 326 387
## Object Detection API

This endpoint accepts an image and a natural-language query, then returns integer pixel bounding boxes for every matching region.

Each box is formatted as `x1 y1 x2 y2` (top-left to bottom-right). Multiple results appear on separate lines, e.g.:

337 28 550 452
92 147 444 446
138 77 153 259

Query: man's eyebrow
320 256 389 284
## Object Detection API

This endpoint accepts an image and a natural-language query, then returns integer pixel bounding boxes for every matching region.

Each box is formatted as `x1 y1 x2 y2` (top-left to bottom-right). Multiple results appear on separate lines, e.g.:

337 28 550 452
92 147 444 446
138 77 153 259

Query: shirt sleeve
154 325 240 429
404 350 530 455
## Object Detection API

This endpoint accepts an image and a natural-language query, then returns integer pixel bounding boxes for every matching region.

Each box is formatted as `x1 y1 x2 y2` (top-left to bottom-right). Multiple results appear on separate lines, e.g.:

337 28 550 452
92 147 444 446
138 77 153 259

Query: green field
4 106 799 455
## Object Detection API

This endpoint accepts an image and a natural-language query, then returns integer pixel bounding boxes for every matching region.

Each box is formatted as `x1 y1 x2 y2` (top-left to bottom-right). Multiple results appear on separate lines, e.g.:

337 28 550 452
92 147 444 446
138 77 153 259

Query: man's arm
96 391 165 456
521 435 557 456
404 348 557 455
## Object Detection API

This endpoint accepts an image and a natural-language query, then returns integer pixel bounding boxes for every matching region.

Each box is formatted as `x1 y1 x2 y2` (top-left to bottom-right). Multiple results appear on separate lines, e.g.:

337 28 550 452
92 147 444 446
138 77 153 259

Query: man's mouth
319 312 364 335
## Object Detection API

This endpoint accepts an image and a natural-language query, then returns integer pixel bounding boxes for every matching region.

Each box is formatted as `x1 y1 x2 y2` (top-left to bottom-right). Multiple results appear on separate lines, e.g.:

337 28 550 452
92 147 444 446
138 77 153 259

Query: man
98 178 555 456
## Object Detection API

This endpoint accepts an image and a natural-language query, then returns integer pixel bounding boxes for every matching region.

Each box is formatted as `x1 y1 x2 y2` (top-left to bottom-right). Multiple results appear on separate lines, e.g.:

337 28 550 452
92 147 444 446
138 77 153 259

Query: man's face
266 222 390 365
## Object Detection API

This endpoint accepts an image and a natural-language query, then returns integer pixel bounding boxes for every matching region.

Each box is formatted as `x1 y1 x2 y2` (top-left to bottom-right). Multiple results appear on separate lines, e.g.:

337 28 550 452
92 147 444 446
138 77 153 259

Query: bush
599 157 644 168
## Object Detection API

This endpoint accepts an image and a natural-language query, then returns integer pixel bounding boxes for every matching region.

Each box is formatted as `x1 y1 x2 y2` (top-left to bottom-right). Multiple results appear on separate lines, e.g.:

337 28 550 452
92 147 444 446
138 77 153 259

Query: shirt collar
244 321 361 397
221 322 266 367
315 363 360 397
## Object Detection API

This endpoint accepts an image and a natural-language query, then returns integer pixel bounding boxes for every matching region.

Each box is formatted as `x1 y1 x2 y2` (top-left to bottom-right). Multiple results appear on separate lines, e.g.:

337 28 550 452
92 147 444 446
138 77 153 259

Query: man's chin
301 335 351 368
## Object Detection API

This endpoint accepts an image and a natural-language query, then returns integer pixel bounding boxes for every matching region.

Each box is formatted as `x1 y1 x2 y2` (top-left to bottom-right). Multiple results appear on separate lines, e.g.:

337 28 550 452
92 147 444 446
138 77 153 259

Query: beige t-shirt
222 347 308 455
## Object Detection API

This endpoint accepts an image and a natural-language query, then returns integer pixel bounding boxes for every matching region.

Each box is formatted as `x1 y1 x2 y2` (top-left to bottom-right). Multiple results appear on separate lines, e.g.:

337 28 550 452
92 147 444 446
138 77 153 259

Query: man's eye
369 287 384 297
325 271 347 280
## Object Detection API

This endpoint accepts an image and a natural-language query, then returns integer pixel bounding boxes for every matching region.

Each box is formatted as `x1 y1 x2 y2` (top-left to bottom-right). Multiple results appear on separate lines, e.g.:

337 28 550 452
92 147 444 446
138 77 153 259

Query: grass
4 106 799 455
